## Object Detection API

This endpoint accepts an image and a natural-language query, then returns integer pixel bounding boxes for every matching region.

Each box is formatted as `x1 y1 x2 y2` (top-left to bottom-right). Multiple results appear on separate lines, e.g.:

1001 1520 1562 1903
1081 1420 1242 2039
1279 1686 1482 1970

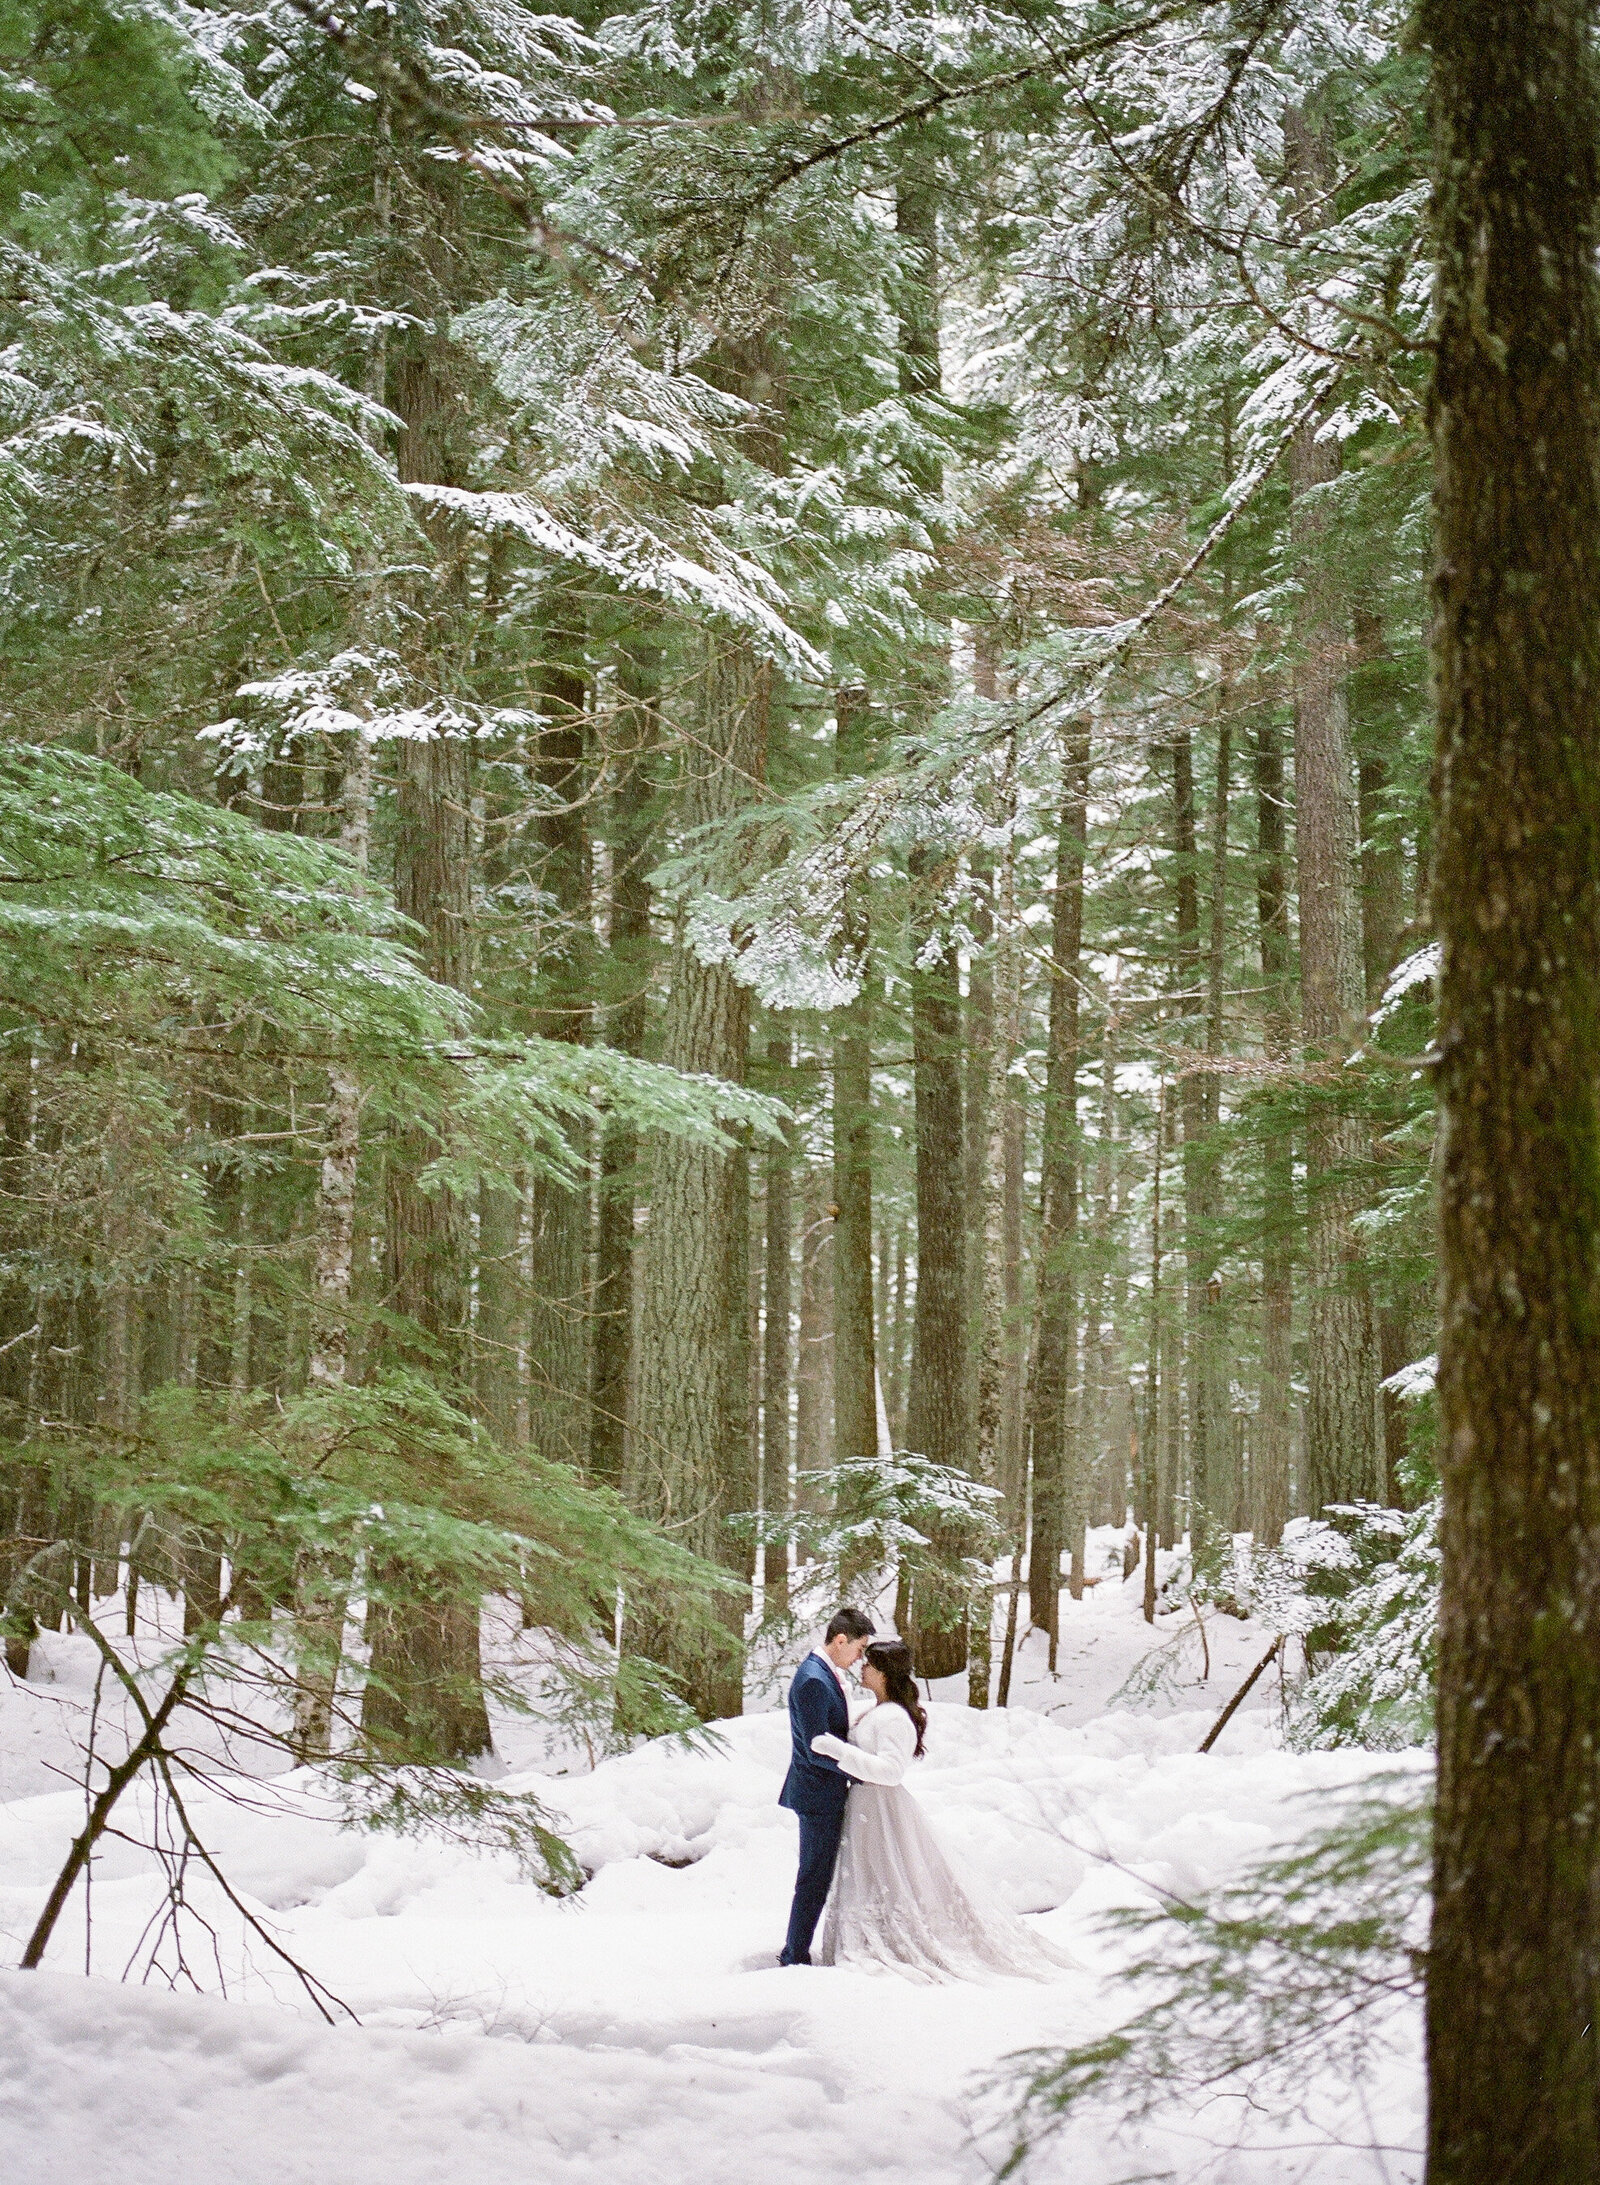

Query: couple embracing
777 1606 1071 1983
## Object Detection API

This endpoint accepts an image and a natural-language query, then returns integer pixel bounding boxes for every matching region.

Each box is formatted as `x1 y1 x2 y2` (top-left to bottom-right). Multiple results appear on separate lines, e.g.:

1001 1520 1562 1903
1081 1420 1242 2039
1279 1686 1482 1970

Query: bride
809 1637 1074 1982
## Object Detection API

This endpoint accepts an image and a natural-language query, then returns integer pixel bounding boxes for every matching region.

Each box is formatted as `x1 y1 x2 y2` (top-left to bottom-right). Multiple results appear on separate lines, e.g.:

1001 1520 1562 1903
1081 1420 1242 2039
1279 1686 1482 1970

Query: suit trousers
781 1802 847 1965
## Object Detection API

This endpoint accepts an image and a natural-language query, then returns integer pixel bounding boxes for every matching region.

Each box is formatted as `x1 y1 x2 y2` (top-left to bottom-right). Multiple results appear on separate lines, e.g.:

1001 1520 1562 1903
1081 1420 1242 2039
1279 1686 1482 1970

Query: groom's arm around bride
777 1605 875 1967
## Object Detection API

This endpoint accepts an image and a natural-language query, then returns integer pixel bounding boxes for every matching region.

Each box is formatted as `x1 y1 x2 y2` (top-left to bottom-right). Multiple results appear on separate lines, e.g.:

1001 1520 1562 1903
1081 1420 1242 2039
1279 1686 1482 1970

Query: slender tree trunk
999 1069 1027 1526
903 843 970 1676
627 641 768 1719
1253 709 1295 1544
294 734 371 1757
888 1227 910 1449
1169 727 1214 1558
794 1163 832 1558
1144 1081 1168 1620
524 622 591 1468
1421 3 1600 2174
1158 1091 1183 1551
761 1030 794 1615
1025 733 1088 1659
1286 112 1382 1512
1199 693 1232 1534
1085 1003 1119 1526
971 735 1021 1705
832 686 878 1503
1354 605 1414 1503
590 641 658 1484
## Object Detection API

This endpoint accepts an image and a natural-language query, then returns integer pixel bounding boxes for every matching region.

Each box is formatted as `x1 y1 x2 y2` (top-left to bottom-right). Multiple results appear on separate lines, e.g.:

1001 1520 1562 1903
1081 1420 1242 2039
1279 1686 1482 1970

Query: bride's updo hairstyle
865 1640 927 1757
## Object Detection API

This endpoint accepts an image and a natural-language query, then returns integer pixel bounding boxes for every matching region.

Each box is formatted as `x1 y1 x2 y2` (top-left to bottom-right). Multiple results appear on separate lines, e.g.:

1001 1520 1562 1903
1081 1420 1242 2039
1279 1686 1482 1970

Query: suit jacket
778 1653 852 1818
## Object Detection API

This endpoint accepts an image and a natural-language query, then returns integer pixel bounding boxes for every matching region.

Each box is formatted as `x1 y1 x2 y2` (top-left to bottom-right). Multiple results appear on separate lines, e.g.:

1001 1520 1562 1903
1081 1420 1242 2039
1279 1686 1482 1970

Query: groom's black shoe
777 1952 810 1967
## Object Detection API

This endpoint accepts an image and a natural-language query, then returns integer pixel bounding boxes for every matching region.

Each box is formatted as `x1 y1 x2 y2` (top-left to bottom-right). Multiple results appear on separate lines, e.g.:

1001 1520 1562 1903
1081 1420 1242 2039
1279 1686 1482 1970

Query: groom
777 1605 875 1966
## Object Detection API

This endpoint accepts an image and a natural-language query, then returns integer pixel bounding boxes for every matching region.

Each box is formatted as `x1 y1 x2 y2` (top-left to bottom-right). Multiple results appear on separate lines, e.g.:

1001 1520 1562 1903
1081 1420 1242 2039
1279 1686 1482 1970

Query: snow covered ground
0 1536 1427 2184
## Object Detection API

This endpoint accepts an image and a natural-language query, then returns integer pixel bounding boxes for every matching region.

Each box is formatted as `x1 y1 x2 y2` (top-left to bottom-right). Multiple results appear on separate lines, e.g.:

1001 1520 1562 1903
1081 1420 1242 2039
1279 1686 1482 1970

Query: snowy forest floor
0 1531 1426 2185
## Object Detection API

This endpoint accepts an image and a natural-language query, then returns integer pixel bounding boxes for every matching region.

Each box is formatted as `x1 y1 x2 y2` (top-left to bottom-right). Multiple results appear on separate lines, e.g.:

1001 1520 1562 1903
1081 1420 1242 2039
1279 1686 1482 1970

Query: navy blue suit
778 1653 851 1965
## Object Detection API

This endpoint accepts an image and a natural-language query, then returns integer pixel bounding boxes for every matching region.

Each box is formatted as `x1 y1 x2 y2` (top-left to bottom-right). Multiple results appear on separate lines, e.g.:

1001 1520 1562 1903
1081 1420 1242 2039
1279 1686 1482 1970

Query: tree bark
761 1029 794 1615
1253 710 1294 1546
589 639 658 1485
902 843 970 1676
1024 734 1088 1659
1170 725 1219 1556
794 1162 833 1557
294 733 371 1757
1286 111 1382 1513
1421 2 1600 2174
627 640 769 1719
832 686 878 1489
971 734 1021 1704
1354 604 1414 1504
521 619 591 1469
362 720 491 1764
1199 693 1232 1532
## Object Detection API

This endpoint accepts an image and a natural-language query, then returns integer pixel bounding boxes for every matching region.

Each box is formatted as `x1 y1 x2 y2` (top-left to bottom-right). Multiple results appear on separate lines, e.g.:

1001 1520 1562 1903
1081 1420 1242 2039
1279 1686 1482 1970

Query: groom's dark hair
824 1606 875 1642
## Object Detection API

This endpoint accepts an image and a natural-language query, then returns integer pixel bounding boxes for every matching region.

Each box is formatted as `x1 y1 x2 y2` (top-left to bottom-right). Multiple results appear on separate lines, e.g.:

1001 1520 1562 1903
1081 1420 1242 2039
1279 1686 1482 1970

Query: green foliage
0 742 453 1051
750 1451 1004 1611
1289 1501 1440 1753
1 1371 737 1841
992 1780 1430 2176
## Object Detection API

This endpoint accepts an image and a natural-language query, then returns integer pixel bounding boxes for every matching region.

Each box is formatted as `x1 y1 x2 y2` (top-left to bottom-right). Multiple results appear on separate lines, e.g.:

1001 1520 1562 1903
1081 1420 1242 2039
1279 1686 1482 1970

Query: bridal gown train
811 1701 1074 1983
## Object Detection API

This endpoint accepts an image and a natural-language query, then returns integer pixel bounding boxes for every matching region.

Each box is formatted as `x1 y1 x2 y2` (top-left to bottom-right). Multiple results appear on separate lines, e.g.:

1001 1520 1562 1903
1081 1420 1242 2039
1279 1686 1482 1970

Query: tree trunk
523 622 591 1469
363 720 490 1764
888 1226 910 1451
1199 694 1232 1534
1170 726 1217 1556
294 734 371 1757
761 1030 794 1615
1253 710 1294 1546
794 1162 833 1559
903 843 970 1676
1287 112 1382 1513
1354 604 1414 1504
832 686 879 1501
590 639 658 1484
1024 734 1088 1659
971 735 1021 1705
1422 1 1600 2173
627 641 769 1720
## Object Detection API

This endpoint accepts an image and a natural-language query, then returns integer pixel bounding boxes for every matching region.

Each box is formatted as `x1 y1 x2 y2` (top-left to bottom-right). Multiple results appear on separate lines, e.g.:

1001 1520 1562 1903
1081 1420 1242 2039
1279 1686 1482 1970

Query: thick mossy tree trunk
1024 736 1088 1660
362 344 490 1765
627 640 768 1721
1421 2 1600 2176
364 724 491 1764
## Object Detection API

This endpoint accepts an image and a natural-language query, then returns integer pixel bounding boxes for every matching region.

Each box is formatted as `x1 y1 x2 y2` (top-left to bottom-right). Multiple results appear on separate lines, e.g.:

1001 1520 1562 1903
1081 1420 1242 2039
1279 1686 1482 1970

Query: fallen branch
1198 1637 1284 1754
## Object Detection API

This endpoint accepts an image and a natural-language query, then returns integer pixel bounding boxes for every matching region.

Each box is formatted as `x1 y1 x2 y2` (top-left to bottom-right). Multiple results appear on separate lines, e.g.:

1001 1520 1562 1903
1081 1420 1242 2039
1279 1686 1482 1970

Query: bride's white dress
811 1701 1073 1983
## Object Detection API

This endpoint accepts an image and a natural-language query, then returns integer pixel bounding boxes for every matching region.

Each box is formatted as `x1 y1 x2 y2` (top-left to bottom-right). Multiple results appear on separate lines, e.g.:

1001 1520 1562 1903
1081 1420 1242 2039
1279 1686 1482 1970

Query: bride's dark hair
865 1640 927 1757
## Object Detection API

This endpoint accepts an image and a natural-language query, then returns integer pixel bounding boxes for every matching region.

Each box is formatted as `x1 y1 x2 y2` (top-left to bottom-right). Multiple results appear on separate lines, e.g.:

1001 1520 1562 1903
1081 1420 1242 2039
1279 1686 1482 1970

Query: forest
0 0 1594 2181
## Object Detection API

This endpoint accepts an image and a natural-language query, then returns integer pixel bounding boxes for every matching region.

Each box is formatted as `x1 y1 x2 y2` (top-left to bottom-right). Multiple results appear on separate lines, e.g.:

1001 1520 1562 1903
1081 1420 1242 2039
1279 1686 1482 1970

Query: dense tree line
1 0 1593 2170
